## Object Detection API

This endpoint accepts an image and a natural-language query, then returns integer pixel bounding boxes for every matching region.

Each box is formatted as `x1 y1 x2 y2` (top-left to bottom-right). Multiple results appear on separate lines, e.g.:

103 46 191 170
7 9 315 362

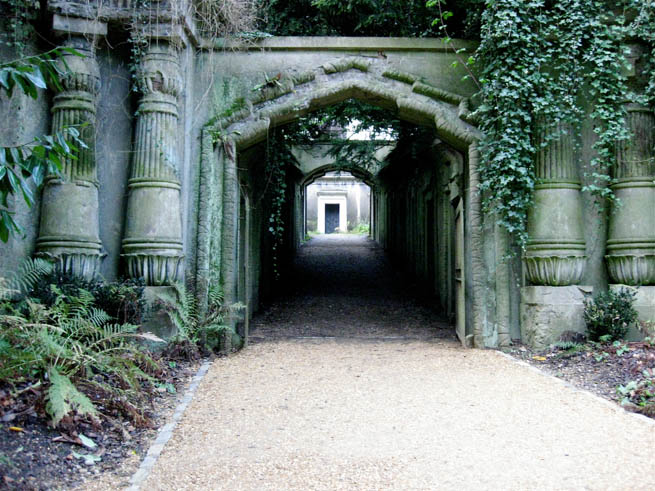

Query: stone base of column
609 285 655 341
122 251 183 286
520 285 593 349
35 248 103 279
139 286 179 349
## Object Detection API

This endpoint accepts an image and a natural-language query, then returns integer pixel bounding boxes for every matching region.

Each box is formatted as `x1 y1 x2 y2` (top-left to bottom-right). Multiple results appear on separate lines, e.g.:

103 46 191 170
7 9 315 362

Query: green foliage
583 287 638 342
46 367 98 428
0 47 87 242
264 128 294 280
472 0 647 247
156 282 241 352
0 0 40 53
258 0 443 37
0 262 161 427
30 272 146 325
617 371 655 413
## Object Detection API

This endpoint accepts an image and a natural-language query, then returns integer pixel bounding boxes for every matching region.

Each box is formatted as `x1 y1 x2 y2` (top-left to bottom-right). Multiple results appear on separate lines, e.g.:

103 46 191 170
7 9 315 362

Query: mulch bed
505 339 655 418
0 358 202 490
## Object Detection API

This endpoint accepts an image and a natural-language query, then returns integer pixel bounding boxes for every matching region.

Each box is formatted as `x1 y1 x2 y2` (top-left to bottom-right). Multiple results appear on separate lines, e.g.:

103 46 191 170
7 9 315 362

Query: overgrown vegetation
583 287 638 342
256 0 655 248
156 282 244 355
0 47 87 242
0 260 165 429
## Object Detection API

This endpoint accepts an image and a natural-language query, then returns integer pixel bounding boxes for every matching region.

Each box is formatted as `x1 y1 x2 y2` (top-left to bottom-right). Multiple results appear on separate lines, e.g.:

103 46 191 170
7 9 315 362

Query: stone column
606 104 655 285
122 41 184 285
523 124 587 285
606 104 655 339
521 124 590 349
36 30 104 278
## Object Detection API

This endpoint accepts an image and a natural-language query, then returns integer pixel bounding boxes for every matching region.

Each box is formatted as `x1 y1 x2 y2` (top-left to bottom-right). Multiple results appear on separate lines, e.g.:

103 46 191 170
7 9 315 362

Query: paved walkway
140 235 655 490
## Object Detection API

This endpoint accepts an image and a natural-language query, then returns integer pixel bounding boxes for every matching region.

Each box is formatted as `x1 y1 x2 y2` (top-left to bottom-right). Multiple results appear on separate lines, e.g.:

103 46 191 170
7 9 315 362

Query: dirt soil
0 359 202 490
505 340 655 417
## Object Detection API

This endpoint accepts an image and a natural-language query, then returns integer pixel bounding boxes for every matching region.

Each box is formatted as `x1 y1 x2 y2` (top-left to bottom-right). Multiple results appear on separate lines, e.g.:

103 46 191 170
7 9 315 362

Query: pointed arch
196 56 499 348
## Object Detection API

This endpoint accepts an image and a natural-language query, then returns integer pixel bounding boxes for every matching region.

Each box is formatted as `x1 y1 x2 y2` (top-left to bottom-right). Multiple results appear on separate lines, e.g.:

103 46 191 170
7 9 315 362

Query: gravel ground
142 340 655 490
134 235 655 490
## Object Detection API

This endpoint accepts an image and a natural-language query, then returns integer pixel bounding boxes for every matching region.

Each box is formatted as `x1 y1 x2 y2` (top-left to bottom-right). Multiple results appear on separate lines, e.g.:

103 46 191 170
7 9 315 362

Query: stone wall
3 5 653 348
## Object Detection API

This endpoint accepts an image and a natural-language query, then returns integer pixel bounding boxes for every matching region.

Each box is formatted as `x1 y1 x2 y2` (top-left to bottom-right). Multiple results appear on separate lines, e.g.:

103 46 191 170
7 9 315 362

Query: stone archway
195 55 500 348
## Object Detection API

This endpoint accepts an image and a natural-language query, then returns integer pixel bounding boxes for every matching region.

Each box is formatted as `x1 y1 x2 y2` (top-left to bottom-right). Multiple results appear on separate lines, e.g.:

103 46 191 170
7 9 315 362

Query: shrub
30 272 146 325
583 288 638 342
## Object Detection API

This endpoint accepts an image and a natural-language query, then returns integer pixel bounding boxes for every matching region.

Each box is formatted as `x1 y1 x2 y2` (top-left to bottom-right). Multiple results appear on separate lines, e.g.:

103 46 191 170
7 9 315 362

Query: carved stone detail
606 105 655 285
122 41 184 285
524 256 586 286
124 254 183 287
524 123 586 286
36 36 103 279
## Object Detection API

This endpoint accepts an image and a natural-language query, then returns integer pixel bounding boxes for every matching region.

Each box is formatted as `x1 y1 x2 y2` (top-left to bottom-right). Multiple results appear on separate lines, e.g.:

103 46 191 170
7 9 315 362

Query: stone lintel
609 285 655 341
205 36 479 53
52 14 107 37
520 285 593 349
136 23 188 48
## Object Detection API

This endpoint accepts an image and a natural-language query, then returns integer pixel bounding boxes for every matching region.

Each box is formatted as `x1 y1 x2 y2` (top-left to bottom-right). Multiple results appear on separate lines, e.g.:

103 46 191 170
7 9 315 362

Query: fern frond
46 367 98 427
13 258 54 296
85 307 112 328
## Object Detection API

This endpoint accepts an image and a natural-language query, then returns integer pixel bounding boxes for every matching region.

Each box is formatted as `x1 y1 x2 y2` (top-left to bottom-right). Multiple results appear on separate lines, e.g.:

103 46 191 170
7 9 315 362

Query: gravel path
250 235 453 341
139 235 655 490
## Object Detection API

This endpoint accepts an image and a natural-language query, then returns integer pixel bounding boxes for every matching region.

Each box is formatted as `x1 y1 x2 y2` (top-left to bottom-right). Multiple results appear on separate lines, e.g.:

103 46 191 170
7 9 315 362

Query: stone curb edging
127 360 212 490
494 350 655 427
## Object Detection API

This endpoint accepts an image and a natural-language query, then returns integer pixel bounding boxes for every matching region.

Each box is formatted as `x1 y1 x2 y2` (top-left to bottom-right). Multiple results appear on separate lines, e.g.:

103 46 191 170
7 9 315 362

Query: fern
0 258 53 301
46 367 98 427
157 282 198 342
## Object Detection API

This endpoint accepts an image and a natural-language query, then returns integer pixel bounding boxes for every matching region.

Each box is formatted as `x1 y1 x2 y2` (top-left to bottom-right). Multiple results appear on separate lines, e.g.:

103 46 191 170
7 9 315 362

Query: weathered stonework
36 33 103 278
122 41 184 285
520 286 592 349
524 124 586 286
606 104 655 286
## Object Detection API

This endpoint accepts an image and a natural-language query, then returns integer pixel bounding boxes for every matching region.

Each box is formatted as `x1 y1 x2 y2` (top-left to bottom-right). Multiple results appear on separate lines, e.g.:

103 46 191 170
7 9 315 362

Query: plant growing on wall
0 48 86 242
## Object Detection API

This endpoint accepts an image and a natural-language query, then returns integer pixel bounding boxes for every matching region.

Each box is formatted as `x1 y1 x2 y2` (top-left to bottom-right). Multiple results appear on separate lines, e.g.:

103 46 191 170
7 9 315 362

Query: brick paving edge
126 360 213 490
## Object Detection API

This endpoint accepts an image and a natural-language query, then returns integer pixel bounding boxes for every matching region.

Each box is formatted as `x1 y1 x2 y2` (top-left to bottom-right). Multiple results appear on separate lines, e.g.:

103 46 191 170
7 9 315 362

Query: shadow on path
250 234 453 341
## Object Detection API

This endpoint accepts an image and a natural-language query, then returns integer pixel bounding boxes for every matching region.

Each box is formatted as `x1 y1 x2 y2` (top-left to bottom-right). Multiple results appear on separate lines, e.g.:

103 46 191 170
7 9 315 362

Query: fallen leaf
8 426 23 432
78 433 97 449
135 332 165 343
71 451 101 465
532 356 547 361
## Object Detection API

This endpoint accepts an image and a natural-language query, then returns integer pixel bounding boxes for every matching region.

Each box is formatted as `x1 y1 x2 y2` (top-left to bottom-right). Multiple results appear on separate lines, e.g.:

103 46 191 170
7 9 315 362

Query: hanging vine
470 0 653 248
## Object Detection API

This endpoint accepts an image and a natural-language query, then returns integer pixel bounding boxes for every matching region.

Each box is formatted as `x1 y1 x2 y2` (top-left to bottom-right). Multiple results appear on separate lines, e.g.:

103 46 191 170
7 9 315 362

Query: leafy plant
0 261 163 427
583 287 638 342
1 47 87 242
613 340 630 356
617 370 655 415
156 282 243 353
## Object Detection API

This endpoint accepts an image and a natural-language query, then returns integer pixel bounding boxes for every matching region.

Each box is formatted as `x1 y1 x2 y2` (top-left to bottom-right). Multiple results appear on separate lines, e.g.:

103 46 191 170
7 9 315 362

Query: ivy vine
472 0 653 247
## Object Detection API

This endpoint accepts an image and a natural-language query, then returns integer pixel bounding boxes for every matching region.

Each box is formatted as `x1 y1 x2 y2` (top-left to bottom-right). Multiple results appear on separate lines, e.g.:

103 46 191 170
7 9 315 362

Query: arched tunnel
227 101 467 343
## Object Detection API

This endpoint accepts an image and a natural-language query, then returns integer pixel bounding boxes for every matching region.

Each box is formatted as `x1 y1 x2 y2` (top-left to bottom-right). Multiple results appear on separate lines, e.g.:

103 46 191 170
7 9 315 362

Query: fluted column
524 123 586 285
36 35 103 278
122 41 183 285
606 104 655 285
